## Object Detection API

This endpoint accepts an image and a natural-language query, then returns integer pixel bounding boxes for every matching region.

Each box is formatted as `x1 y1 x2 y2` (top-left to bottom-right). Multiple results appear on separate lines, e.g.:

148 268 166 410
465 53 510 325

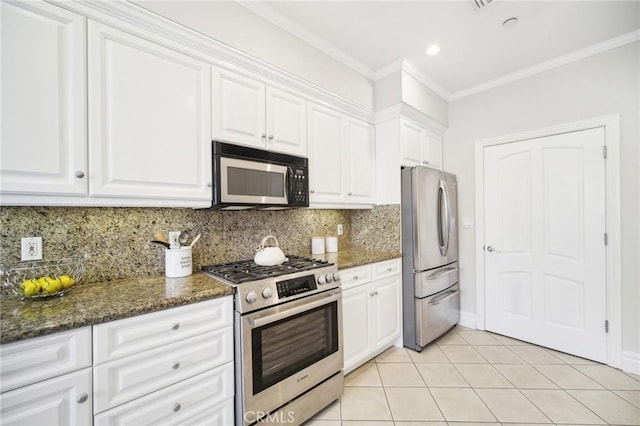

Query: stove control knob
325 274 334 283
333 272 340 282
317 275 326 285
262 288 273 299
246 291 257 304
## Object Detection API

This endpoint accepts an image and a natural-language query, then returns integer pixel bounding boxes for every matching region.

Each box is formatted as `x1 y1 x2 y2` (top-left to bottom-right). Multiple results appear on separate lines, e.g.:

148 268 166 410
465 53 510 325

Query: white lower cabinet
92 297 234 423
341 259 402 373
94 363 233 426
0 368 92 426
0 327 93 426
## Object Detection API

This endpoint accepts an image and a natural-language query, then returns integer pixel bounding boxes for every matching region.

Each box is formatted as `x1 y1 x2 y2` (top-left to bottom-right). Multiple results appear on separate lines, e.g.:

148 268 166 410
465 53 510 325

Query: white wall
402 70 449 127
444 42 640 355
132 0 374 109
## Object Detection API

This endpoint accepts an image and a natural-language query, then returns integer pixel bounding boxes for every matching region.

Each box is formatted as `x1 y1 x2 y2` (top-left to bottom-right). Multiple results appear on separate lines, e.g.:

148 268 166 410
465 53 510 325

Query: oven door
238 289 343 424
220 156 288 205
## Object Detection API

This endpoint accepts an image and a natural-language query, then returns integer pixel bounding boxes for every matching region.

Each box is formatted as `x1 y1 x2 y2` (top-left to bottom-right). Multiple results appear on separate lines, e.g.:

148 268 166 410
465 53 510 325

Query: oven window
251 301 338 395
227 167 284 197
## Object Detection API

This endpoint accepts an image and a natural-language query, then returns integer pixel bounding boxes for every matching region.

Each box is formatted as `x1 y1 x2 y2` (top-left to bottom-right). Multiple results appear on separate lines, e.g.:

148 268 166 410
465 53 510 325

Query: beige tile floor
306 325 640 426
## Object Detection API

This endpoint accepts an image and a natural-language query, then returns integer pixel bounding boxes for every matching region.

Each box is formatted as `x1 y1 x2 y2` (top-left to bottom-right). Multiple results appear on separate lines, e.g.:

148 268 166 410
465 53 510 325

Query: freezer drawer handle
427 289 459 306
426 267 458 280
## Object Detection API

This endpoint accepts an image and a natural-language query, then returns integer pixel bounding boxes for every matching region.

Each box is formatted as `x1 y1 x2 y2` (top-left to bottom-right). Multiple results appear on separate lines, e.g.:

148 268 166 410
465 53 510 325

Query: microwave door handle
286 167 293 203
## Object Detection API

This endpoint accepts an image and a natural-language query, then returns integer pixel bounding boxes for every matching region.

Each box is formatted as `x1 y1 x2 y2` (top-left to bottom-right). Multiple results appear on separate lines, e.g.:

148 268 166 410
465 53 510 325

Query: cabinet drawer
94 363 233 426
339 265 371 290
0 327 91 393
93 296 232 364
372 258 401 280
0 367 92 426
93 327 233 413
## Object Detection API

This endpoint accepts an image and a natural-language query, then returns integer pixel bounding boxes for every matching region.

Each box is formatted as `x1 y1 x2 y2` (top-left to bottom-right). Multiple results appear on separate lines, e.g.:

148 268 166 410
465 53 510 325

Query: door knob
486 246 500 253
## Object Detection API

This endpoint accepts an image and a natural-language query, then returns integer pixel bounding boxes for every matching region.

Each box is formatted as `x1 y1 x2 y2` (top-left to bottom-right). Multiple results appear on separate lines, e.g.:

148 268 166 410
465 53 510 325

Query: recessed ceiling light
425 45 440 56
503 17 519 28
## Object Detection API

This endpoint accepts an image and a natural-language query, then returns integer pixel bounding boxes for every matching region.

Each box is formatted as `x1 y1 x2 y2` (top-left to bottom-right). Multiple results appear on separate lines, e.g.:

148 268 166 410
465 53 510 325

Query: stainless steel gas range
202 256 344 426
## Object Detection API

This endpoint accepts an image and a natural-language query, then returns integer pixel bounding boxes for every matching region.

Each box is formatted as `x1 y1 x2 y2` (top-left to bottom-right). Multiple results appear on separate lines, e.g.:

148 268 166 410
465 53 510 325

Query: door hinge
604 233 608 245
603 145 607 159
605 320 609 333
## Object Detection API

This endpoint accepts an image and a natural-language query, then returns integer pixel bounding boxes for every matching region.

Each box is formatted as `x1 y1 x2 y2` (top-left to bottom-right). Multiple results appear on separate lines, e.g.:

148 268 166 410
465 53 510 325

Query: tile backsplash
0 205 400 283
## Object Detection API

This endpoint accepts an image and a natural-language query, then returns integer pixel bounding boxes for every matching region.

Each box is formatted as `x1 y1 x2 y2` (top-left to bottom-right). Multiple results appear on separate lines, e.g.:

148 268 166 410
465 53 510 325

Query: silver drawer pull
428 289 458 306
387 267 393 272
172 362 180 370
172 323 180 331
353 275 359 280
173 403 181 412
427 267 458 280
77 393 89 404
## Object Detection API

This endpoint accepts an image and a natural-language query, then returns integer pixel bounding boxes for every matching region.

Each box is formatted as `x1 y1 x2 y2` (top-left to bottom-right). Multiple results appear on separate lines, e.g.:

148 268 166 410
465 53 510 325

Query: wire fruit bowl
0 256 86 299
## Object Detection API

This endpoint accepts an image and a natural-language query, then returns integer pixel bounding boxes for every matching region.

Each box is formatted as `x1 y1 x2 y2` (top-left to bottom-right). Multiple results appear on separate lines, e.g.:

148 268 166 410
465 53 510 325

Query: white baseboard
459 311 477 329
622 350 640 375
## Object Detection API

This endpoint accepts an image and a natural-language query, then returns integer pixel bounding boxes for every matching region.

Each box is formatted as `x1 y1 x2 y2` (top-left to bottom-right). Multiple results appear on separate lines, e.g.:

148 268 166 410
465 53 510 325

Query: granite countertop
305 247 402 270
0 248 401 345
0 273 233 345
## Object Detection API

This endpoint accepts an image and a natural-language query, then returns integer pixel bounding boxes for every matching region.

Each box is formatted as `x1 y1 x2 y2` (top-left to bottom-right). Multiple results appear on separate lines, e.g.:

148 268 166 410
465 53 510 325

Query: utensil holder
165 247 192 278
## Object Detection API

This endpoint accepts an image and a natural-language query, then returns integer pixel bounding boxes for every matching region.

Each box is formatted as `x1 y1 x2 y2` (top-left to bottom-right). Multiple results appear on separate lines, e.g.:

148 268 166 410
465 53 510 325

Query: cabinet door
345 118 375 204
212 67 266 149
0 1 87 196
266 87 307 156
307 104 344 203
425 131 443 170
0 368 92 426
342 284 372 373
371 276 402 350
88 21 212 202
400 119 424 167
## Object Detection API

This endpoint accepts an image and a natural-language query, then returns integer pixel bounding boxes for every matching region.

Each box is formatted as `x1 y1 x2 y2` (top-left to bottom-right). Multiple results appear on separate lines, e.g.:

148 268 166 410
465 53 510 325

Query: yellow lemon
41 277 62 294
58 275 75 289
19 279 40 297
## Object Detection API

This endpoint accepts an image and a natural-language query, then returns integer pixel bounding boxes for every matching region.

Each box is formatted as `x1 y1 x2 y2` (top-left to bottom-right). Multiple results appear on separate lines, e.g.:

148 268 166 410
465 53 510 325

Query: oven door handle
249 291 341 328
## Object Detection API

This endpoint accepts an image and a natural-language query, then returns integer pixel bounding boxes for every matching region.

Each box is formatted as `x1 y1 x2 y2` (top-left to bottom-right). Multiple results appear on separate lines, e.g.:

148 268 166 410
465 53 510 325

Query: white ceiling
239 1 640 98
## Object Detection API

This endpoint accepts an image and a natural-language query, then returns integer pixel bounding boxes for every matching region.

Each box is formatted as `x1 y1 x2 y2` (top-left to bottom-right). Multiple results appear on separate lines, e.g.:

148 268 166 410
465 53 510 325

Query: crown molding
237 1 377 80
375 103 447 135
450 30 640 101
400 59 452 101
48 0 374 120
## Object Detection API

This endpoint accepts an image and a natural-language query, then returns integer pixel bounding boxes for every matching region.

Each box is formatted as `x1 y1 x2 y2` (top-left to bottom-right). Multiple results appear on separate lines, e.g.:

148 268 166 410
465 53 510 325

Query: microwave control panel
289 168 308 206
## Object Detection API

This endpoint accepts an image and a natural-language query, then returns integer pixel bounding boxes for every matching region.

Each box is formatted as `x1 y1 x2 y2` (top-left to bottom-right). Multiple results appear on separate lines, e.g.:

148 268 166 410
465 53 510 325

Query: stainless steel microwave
211 141 309 210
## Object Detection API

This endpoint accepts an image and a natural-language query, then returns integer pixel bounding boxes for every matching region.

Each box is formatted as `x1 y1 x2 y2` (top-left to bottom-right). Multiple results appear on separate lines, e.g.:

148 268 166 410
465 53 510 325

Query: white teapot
254 236 287 266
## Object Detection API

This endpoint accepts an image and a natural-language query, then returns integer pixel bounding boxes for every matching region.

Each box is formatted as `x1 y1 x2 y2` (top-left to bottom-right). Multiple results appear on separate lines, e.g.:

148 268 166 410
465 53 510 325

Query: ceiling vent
472 0 495 11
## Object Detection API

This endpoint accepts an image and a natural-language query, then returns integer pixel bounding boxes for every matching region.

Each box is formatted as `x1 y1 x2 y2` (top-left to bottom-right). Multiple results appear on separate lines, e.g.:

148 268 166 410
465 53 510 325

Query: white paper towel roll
325 236 338 253
311 237 325 254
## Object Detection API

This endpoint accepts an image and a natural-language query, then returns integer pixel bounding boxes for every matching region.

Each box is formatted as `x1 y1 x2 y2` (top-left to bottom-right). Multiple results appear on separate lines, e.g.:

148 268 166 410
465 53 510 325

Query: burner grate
202 255 331 284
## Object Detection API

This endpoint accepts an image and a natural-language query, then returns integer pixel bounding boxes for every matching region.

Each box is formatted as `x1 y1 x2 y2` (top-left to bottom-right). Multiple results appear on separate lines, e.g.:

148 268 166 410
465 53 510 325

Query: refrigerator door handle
438 179 450 256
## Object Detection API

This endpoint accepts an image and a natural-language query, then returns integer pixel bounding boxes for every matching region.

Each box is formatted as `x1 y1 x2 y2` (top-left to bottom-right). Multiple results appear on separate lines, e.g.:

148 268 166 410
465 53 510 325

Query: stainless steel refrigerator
401 166 460 351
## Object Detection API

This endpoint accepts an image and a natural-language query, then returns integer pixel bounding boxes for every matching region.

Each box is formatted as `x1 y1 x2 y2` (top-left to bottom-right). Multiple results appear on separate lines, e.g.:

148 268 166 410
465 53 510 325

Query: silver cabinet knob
353 275 359 280
422 161 427 164
261 133 266 139
387 267 393 272
173 403 181 412
207 182 212 187
74 171 85 178
77 393 89 404
268 135 274 140
348 192 352 196
310 189 315 194
172 362 180 370
172 323 180 331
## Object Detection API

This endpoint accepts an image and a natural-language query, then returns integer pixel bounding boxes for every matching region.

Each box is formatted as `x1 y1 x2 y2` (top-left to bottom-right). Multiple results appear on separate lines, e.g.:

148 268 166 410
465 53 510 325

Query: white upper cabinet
400 118 442 169
307 103 344 203
345 118 375 204
211 69 265 149
88 21 212 202
266 87 307 156
212 67 307 156
308 103 375 207
0 1 87 197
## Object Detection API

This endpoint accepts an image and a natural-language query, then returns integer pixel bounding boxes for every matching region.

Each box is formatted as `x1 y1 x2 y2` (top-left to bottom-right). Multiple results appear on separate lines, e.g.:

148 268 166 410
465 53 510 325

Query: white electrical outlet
21 237 43 261
337 224 344 236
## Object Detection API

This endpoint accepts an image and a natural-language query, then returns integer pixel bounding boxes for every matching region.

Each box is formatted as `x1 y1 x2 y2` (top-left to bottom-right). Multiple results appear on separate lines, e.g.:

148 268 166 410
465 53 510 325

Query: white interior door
484 127 606 362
